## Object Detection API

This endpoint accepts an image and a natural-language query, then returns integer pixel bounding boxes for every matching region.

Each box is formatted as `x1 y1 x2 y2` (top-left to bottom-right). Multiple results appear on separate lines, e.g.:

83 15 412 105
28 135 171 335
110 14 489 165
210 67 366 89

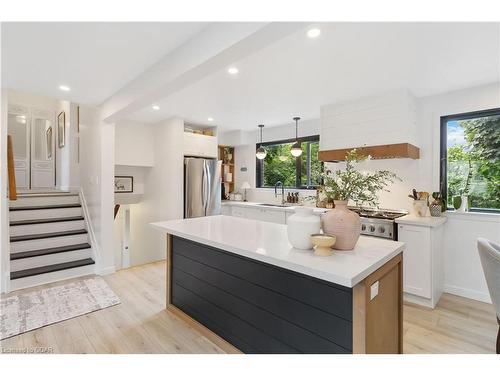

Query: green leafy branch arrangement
322 149 401 206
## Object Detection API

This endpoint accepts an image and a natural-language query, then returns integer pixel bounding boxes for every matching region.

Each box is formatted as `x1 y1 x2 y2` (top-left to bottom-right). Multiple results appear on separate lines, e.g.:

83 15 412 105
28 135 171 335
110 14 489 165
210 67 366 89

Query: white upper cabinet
183 132 217 158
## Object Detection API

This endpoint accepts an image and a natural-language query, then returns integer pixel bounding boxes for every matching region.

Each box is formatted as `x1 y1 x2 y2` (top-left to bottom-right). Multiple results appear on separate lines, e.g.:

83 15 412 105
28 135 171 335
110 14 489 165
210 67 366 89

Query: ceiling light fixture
207 117 214 122
59 85 70 92
227 67 239 75
256 124 267 160
291 117 303 157
307 28 321 38
152 105 160 110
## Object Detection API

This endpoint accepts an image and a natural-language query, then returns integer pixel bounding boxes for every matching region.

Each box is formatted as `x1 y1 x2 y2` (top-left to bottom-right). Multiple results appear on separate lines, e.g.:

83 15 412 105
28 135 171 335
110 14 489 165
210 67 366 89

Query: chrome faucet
274 181 286 205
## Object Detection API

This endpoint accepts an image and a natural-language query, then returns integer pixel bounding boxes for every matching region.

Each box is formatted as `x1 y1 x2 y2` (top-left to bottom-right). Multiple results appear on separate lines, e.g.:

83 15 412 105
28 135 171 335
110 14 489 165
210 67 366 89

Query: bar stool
477 238 500 354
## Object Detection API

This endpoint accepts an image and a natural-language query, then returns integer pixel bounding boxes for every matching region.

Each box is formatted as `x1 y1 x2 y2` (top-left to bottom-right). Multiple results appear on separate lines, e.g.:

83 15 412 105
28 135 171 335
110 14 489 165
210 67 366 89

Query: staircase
8 192 95 290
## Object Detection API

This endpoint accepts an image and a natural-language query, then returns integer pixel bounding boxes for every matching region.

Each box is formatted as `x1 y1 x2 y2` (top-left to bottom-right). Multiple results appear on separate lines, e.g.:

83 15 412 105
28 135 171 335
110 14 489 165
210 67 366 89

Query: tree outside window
441 109 500 212
256 136 322 189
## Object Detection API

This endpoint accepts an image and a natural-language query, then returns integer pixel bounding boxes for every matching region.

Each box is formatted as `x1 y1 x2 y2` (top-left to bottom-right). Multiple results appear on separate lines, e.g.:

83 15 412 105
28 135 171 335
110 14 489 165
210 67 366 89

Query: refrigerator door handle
202 160 209 215
204 160 212 215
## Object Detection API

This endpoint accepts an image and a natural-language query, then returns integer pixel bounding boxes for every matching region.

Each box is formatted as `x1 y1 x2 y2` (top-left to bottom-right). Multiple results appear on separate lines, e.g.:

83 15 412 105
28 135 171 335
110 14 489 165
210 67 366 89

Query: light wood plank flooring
1 261 497 354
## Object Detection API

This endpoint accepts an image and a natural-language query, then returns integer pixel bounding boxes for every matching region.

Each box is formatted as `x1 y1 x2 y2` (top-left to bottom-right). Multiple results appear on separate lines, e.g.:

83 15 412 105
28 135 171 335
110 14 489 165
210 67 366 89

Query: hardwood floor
1 261 497 354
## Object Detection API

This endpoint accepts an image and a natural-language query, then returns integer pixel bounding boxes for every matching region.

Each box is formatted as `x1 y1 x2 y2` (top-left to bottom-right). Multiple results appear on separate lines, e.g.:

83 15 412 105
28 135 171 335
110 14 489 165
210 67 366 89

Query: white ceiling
2 22 499 131
1 22 208 105
124 22 500 131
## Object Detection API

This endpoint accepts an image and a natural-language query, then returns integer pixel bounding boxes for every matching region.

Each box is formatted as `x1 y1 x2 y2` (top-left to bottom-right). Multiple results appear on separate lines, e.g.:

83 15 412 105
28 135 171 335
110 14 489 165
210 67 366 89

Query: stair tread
10 243 91 260
9 203 81 211
10 258 95 280
10 216 85 226
16 193 79 198
10 229 88 242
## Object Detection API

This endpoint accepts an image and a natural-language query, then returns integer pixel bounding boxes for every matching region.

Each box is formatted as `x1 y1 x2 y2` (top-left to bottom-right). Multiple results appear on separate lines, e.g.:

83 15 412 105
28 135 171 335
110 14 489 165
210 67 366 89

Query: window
256 136 323 189
440 108 500 213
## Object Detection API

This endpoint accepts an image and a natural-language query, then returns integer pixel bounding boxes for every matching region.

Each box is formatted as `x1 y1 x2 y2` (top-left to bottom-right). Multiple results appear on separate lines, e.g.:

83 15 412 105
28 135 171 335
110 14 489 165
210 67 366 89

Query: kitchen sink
257 203 296 208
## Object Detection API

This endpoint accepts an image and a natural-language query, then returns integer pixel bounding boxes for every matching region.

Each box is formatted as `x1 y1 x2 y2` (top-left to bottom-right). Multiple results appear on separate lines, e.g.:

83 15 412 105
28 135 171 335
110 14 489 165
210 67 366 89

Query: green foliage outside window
445 113 500 211
257 138 322 188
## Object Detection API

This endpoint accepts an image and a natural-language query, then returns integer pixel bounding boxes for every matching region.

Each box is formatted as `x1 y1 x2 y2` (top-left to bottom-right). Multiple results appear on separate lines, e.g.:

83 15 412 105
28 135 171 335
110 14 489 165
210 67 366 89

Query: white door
7 105 30 189
30 109 55 188
398 224 432 298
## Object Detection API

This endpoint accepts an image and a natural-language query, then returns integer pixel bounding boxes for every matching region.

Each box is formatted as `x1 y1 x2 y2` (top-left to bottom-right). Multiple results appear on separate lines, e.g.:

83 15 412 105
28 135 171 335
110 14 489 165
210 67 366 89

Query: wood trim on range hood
318 143 420 162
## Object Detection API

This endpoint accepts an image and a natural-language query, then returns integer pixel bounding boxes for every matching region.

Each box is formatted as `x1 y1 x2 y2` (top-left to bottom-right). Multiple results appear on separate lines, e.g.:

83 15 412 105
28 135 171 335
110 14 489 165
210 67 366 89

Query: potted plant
321 149 400 250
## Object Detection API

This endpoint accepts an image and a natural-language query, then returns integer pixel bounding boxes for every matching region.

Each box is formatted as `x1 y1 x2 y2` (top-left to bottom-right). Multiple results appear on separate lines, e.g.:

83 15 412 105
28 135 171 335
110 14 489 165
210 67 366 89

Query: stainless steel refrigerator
184 157 222 218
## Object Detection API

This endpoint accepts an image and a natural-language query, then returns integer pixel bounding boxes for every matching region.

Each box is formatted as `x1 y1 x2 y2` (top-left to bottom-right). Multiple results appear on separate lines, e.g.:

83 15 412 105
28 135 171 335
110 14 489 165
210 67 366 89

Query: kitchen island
151 215 404 354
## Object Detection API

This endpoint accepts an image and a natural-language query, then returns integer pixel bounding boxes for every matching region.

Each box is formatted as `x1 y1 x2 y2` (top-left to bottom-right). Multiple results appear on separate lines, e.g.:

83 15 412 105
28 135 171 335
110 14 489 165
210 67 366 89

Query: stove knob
379 227 386 234
361 224 366 231
369 225 376 232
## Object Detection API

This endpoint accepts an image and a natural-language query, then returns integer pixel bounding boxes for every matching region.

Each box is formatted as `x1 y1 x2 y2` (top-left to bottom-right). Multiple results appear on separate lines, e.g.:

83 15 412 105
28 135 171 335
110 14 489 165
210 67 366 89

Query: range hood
318 143 420 162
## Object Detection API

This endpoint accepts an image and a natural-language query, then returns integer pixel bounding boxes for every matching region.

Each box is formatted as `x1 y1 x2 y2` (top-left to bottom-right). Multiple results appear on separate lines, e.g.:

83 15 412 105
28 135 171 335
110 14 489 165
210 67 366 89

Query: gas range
348 206 408 240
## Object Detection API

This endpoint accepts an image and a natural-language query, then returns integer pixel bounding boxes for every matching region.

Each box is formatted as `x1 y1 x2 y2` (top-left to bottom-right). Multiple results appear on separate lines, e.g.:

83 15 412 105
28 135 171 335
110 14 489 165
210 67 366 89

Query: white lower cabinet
221 205 287 224
398 223 444 308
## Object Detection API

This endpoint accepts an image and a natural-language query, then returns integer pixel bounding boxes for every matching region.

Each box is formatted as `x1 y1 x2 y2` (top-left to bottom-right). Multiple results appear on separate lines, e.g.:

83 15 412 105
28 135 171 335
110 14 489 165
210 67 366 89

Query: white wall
78 105 115 275
115 120 155 167
55 100 80 190
0 88 9 293
113 117 184 267
418 83 500 303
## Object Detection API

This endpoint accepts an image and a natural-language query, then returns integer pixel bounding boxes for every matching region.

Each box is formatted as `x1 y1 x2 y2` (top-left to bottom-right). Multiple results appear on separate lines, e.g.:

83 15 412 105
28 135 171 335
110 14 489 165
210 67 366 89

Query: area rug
0 277 120 340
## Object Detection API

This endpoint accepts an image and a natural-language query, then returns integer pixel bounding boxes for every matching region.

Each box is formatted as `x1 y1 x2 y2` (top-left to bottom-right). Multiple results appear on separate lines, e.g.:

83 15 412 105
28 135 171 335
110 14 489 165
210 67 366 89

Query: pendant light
256 124 267 160
291 117 303 157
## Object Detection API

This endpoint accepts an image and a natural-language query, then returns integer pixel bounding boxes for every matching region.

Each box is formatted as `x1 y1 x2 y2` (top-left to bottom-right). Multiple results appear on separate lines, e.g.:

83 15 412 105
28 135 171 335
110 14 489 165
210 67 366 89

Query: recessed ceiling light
207 117 214 122
227 67 239 75
307 28 321 38
59 85 70 92
152 105 160 110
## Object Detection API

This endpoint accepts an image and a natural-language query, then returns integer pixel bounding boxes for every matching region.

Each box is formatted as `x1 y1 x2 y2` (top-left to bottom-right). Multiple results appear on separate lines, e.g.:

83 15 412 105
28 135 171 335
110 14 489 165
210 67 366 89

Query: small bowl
311 234 336 256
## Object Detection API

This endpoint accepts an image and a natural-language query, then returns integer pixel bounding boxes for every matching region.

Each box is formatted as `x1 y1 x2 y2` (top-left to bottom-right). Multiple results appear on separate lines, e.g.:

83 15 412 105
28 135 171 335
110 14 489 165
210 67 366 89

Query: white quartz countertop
151 215 404 287
221 200 328 214
395 215 447 227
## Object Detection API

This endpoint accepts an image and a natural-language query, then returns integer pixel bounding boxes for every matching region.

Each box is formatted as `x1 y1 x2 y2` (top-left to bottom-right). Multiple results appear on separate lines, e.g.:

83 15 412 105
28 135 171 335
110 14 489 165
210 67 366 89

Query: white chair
477 238 500 354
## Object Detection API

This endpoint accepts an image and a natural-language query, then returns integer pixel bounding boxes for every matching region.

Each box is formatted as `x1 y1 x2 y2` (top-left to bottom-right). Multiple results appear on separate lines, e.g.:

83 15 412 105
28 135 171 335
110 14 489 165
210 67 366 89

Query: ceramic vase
321 200 361 250
287 207 321 250
412 200 428 217
429 204 442 217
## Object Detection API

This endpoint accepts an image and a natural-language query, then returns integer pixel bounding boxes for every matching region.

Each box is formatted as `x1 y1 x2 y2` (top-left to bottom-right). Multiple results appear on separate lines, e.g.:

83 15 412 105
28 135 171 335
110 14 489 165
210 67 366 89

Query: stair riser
9 264 95 291
9 195 80 207
10 249 93 272
9 207 83 221
10 220 86 236
10 234 89 253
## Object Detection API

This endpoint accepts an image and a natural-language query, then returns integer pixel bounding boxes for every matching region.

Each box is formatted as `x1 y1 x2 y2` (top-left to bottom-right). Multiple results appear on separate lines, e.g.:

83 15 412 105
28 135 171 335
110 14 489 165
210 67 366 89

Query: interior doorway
7 105 56 191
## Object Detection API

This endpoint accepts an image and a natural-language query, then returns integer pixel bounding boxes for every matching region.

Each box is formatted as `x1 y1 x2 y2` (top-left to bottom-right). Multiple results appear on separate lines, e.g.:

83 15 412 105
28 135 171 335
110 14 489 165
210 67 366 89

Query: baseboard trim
443 284 492 304
96 265 115 276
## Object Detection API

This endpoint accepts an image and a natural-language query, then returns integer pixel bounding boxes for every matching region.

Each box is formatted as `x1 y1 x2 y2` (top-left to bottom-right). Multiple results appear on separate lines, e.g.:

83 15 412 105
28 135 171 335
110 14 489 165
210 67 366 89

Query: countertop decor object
151 215 404 354
408 189 430 217
322 200 361 250
321 149 400 250
286 207 321 250
311 234 336 256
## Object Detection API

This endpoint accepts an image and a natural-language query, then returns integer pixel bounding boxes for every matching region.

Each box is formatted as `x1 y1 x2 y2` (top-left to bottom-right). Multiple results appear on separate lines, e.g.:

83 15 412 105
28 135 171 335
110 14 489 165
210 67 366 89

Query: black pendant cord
293 116 300 141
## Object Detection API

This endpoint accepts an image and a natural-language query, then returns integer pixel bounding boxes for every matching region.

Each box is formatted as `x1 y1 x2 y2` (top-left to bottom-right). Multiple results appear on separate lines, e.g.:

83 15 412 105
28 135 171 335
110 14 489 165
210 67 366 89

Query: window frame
256 135 322 189
440 107 500 214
